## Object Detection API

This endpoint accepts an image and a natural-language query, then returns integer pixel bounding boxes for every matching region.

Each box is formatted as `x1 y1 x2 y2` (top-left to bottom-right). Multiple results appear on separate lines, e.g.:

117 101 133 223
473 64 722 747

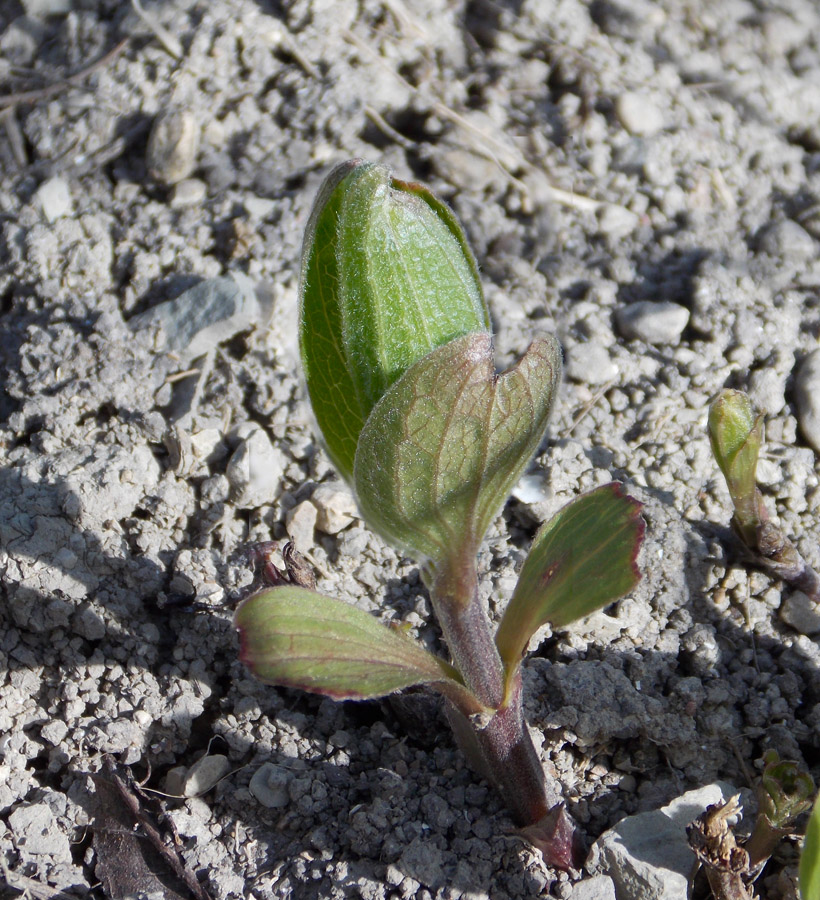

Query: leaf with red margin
235 586 489 717
495 483 644 684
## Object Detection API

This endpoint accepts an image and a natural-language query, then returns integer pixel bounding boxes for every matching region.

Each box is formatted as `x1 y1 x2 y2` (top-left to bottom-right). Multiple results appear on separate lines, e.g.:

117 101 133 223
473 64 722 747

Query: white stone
249 762 292 808
226 426 286 508
183 754 231 797
35 176 73 222
747 367 786 416
780 591 820 635
190 428 226 463
616 301 689 344
571 875 616 900
565 342 619 385
615 92 665 136
795 349 820 452
758 219 816 260
511 474 549 505
597 204 639 241
755 458 781 487
170 178 207 209
286 500 318 549
590 782 736 900
312 483 358 534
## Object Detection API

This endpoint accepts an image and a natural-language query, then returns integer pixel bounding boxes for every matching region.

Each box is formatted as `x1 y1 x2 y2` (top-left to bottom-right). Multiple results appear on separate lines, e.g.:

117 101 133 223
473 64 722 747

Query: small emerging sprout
236 160 645 868
687 753 816 900
746 751 815 874
708 389 819 603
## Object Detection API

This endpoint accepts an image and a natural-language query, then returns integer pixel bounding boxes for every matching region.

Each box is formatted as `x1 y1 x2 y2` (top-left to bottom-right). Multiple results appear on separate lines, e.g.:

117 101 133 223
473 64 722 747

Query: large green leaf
495 484 644 678
801 793 820 900
235 586 487 714
353 331 561 568
299 160 490 482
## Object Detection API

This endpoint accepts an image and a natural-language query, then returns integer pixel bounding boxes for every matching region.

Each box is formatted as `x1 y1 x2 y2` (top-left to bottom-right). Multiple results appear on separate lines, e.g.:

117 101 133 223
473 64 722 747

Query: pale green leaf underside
300 160 489 482
354 331 561 566
800 794 820 900
235 586 485 712
495 483 644 675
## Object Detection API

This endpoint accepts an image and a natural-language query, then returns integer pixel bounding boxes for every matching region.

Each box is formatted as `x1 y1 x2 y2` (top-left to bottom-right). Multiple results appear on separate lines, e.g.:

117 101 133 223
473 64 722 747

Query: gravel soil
1 1 819 898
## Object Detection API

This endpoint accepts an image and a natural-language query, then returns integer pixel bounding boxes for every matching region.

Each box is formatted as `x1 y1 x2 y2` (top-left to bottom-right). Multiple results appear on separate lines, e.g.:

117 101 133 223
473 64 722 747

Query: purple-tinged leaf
495 484 644 678
235 586 487 715
354 331 561 569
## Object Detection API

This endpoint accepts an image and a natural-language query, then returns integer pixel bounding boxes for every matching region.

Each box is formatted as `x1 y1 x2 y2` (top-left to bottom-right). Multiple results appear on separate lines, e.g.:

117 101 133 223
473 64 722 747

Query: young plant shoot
236 160 645 868
709 389 820 602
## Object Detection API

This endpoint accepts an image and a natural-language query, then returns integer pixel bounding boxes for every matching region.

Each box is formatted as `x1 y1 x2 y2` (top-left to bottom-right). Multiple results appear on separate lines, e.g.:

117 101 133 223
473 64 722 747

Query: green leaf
235 586 487 714
495 484 644 677
759 750 815 831
299 160 490 482
801 793 820 900
708 389 764 542
353 331 561 568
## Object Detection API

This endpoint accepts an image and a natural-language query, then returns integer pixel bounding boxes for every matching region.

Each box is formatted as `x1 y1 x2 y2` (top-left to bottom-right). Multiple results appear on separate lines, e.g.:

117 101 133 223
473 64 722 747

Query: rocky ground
1 0 820 898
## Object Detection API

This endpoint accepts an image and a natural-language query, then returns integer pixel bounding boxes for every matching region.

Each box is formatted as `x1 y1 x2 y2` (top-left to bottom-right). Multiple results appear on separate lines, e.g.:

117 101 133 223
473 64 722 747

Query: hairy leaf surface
354 332 561 568
300 160 489 481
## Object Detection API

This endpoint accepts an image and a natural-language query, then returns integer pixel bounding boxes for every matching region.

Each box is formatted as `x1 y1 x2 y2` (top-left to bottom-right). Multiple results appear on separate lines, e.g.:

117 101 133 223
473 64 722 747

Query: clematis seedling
709 389 819 602
236 160 645 868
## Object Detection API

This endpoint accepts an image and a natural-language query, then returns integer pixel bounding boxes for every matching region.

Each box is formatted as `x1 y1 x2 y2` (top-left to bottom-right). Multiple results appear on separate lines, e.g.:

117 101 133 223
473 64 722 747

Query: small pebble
35 176 73 222
747 367 785 416
129 274 261 364
189 428 226 464
615 91 665 136
565 341 619 385
597 203 640 241
170 178 207 208
616 301 689 344
183 754 231 797
286 500 319 550
780 591 820 635
147 109 200 185
757 219 816 260
312 483 358 534
795 348 820 452
164 766 188 796
226 426 286 508
40 720 68 746
249 762 292 808
755 458 781 487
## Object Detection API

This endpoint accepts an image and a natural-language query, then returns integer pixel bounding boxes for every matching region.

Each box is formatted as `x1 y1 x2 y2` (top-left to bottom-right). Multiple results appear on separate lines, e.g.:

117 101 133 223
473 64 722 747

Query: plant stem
428 560 581 868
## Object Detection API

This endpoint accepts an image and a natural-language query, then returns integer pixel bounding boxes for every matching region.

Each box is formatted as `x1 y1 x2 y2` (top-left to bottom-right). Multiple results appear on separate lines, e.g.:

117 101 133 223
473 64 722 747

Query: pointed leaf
353 332 561 568
495 484 644 675
708 389 764 539
300 160 490 482
800 793 820 900
235 586 487 714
